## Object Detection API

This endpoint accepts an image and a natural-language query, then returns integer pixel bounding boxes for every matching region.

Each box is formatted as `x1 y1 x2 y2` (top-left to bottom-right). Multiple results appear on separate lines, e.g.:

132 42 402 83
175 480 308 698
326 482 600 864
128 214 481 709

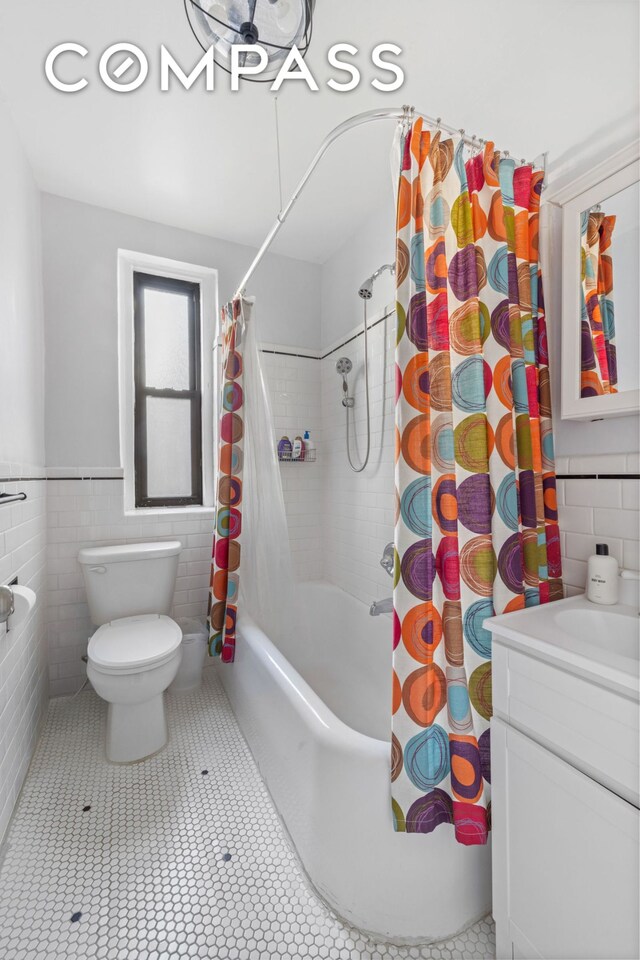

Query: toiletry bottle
587 543 619 605
292 436 303 460
278 436 292 461
304 430 315 461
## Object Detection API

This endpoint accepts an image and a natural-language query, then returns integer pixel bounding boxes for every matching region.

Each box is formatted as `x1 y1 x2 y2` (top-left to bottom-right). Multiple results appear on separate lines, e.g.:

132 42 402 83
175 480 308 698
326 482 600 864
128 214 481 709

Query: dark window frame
133 272 203 508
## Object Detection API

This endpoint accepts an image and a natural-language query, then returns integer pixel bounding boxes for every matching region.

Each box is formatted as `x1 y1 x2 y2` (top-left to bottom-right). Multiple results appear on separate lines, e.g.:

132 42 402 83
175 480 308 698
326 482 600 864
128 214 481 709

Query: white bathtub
215 581 491 943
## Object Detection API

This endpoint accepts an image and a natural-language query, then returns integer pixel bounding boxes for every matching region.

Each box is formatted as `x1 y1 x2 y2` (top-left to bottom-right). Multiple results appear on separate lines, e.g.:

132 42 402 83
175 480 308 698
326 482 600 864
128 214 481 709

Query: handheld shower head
336 357 354 406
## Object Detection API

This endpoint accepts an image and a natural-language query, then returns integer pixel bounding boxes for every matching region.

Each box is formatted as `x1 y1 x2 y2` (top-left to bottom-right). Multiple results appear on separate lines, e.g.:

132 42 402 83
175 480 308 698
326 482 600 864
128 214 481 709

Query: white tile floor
0 672 495 960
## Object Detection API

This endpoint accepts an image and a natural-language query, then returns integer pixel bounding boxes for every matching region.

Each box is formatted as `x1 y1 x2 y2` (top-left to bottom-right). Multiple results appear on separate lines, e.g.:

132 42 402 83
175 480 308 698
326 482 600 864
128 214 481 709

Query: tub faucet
380 542 395 577
370 597 393 616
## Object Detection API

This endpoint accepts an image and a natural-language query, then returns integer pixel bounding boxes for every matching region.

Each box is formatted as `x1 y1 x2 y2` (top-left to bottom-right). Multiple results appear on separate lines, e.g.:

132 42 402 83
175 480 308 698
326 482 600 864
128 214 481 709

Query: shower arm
372 263 395 281
232 106 548 300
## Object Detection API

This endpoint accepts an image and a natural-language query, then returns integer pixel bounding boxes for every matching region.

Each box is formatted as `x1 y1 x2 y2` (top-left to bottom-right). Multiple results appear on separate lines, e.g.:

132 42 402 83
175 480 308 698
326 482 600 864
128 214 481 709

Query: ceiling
0 0 637 263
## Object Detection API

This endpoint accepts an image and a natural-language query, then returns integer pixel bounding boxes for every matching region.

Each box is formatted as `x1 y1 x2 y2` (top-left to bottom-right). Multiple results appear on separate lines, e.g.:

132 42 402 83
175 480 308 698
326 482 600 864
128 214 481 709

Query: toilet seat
88 614 182 675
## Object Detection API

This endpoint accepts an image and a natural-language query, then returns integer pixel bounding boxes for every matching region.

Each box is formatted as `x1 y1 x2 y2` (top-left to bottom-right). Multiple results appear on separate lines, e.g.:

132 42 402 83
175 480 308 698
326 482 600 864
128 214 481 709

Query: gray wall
320 195 396 349
41 194 322 470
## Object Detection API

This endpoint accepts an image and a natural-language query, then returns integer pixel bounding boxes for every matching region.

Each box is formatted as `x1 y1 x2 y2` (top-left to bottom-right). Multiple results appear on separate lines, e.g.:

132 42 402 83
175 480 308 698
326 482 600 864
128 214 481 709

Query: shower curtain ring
401 104 414 134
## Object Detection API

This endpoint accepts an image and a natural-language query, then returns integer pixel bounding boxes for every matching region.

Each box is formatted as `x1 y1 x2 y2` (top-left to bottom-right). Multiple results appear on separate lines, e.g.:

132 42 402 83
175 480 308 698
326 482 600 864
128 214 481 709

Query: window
133 273 203 507
118 251 217 513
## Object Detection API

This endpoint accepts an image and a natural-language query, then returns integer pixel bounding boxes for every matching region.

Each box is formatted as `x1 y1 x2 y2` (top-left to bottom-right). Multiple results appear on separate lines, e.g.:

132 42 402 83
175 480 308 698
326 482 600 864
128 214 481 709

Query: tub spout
370 597 393 616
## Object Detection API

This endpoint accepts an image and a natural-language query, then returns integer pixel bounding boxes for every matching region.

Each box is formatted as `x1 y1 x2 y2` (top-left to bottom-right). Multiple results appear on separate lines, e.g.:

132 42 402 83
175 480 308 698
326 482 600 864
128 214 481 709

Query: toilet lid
88 614 182 673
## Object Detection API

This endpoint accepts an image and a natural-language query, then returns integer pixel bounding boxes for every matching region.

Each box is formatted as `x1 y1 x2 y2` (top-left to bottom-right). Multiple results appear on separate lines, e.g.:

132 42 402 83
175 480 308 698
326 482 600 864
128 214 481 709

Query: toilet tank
78 541 182 625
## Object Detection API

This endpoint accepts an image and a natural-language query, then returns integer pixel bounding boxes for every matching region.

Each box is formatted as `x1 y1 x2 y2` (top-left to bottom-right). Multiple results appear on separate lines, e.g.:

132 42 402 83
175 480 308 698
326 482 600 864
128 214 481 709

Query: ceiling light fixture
184 0 315 83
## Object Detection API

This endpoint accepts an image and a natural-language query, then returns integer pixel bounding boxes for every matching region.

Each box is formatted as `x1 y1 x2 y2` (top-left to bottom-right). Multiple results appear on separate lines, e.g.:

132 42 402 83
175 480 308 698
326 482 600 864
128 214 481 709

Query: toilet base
106 695 168 763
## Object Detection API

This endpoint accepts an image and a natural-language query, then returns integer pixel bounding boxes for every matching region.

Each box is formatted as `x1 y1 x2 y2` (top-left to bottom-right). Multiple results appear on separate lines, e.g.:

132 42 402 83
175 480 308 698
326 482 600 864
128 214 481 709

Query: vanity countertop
486 593 639 701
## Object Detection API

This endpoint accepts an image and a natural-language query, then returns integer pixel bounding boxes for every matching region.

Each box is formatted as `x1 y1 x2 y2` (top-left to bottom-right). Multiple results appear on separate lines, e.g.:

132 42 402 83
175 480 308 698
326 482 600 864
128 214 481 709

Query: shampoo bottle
303 430 315 460
587 543 619 605
278 436 292 461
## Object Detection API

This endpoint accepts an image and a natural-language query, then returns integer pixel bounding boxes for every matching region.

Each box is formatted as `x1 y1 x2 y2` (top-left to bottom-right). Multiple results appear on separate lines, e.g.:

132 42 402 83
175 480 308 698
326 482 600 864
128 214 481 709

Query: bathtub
215 581 491 943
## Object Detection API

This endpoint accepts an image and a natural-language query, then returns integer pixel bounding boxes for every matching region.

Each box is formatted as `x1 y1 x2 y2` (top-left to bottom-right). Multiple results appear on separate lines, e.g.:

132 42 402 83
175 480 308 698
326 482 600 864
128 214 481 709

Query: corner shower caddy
277 449 317 463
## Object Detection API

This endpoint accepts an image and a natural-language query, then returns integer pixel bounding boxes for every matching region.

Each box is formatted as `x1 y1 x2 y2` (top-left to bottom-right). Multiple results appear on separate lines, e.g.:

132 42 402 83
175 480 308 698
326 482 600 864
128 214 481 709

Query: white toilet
78 541 183 763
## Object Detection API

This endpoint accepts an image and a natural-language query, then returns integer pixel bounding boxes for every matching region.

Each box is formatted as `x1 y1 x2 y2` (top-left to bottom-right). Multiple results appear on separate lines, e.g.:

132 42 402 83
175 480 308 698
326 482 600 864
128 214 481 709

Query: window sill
125 506 215 519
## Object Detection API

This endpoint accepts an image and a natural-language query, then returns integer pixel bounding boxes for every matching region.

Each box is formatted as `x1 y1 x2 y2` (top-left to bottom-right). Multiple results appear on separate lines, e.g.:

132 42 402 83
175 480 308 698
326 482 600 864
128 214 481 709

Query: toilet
78 541 183 763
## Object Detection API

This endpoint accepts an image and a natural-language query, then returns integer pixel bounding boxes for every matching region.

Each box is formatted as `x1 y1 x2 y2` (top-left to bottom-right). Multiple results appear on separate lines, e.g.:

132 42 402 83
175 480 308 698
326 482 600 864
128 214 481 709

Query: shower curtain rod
234 105 548 299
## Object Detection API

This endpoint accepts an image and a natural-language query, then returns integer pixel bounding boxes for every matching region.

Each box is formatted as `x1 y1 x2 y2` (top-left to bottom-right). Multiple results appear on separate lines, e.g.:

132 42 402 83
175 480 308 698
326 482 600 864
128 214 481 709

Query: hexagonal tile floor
0 671 495 959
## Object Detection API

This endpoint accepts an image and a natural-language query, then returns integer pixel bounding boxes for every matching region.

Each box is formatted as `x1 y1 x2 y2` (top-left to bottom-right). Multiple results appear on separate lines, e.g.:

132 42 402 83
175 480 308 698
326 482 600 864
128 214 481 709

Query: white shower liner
215 580 492 944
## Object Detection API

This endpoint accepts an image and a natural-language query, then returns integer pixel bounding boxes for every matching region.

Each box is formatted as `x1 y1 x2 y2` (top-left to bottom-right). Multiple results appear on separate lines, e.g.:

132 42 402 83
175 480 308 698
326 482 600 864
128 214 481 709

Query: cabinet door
492 717 639 960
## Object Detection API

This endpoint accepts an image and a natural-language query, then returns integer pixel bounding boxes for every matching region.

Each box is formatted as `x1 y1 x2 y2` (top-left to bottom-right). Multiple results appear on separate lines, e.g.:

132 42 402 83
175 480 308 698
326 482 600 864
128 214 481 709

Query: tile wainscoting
556 453 640 595
46 479 215 697
0 475 48 842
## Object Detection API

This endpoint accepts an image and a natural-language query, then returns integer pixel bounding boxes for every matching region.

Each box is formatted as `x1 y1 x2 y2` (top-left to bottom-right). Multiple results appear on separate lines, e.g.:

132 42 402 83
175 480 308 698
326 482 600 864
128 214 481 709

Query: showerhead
358 263 395 300
358 278 374 300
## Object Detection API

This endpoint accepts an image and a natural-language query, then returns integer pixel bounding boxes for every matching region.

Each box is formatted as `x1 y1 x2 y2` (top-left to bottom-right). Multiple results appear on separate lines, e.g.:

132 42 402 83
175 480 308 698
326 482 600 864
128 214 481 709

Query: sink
486 594 639 700
487 591 639 809
554 607 638 660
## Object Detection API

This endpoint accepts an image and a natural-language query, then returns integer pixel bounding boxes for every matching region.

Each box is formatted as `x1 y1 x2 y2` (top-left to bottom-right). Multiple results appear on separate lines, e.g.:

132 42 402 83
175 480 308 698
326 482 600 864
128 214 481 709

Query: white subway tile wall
319 317 397 607
46 479 215 696
261 350 323 582
558 476 640 595
0 477 48 842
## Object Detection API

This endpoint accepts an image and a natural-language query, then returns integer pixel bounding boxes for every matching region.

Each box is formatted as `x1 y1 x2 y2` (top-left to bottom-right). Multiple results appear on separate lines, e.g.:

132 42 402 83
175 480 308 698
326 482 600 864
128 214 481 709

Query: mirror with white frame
560 143 640 420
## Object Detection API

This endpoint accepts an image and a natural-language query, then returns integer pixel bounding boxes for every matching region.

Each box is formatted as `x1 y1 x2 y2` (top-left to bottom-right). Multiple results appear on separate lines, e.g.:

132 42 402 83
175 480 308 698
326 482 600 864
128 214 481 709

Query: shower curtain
580 211 617 396
392 119 563 844
208 298 246 663
208 297 299 663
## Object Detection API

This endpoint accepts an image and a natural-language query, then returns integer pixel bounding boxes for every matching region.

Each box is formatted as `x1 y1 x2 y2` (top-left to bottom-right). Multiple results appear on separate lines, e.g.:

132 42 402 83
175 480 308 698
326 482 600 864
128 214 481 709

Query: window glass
145 397 193 499
143 288 191 390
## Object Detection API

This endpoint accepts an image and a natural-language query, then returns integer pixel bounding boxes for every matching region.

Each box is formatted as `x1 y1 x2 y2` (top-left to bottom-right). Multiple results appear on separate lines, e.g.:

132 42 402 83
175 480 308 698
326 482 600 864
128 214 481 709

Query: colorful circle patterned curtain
208 298 247 663
392 119 563 844
580 211 617 397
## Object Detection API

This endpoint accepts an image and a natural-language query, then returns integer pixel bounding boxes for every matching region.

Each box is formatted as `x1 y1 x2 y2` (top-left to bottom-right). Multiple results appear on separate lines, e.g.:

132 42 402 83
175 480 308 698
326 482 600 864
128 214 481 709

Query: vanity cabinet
490 632 639 960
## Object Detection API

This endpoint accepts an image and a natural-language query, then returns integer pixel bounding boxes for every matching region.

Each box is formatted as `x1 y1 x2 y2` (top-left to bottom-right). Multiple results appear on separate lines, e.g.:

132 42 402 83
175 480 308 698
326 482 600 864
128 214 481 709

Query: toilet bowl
78 541 183 763
87 614 182 762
